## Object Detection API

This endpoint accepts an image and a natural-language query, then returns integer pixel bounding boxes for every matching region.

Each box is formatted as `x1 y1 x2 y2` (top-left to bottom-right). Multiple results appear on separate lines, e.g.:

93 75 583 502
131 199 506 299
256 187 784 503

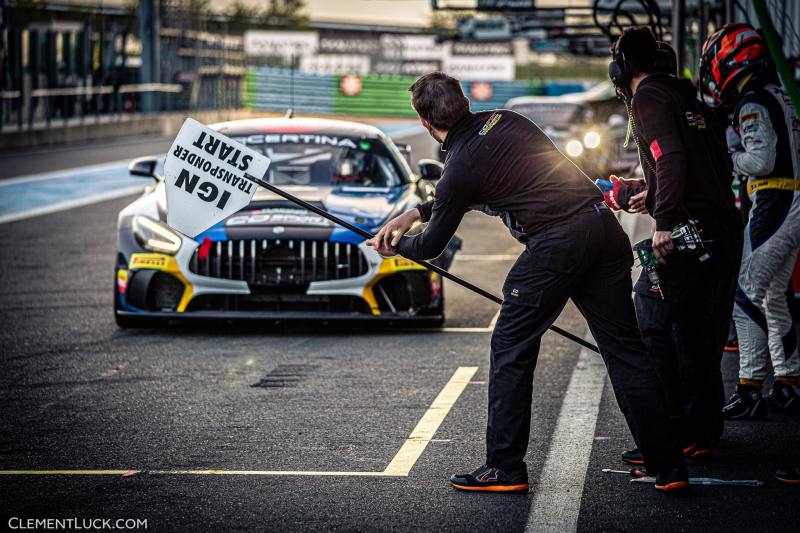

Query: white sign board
243 30 318 58
380 35 442 61
442 55 515 81
299 54 370 75
164 118 271 238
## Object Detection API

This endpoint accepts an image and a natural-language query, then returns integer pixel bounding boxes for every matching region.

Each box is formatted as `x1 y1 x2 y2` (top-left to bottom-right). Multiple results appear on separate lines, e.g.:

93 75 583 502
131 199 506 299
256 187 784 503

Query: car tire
420 285 445 327
114 277 160 329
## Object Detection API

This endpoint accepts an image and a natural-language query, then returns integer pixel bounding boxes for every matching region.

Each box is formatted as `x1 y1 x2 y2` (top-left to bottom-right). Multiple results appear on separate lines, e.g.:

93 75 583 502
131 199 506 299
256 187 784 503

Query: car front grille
189 239 369 286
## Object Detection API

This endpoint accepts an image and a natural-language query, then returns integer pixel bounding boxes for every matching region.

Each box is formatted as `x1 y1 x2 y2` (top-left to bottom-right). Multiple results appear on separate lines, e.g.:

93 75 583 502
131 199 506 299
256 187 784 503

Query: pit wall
244 67 591 116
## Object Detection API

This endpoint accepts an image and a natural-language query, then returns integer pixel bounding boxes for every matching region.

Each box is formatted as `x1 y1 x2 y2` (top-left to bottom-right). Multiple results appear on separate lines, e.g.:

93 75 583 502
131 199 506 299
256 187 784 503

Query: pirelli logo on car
129 253 175 270
163 118 271 238
479 112 502 136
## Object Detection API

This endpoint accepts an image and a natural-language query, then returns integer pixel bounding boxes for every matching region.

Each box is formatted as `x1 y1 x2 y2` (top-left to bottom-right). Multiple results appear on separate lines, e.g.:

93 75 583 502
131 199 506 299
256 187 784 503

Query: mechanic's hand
628 189 648 214
652 230 675 264
366 208 420 257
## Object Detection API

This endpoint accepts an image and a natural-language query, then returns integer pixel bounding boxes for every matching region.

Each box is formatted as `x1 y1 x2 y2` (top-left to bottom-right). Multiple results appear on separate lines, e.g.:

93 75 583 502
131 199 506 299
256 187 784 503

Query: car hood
196 184 412 244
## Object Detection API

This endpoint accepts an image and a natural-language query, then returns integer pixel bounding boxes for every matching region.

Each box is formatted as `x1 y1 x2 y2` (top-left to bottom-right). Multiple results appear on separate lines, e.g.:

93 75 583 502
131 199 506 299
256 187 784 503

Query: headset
609 40 677 100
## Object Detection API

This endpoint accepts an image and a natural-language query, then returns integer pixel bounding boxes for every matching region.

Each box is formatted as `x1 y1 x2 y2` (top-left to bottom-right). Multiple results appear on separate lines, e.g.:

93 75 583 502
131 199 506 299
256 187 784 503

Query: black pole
249 176 600 354
672 0 685 76
139 0 160 113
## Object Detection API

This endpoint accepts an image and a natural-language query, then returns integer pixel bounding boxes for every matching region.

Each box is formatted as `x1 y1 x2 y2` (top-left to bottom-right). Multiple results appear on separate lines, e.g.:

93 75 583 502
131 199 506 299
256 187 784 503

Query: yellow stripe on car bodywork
128 253 194 312
362 257 427 315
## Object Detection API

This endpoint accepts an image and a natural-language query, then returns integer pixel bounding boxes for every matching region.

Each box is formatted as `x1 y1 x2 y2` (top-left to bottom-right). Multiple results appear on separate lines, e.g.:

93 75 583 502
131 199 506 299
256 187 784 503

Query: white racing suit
732 83 800 381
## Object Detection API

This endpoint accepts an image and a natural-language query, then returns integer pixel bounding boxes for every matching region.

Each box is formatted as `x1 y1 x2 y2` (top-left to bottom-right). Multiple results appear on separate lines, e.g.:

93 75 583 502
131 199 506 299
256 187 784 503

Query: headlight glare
565 139 584 157
583 131 601 149
132 215 181 254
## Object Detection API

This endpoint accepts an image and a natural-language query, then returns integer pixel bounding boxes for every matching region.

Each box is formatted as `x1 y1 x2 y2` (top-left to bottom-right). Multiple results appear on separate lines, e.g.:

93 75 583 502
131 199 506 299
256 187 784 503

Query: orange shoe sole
775 476 800 484
622 457 644 465
450 482 529 493
689 448 714 459
723 345 739 352
655 481 689 492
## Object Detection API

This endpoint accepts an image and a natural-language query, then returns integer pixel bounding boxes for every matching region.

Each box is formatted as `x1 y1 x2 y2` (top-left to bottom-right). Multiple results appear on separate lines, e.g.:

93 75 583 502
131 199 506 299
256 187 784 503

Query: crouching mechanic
609 28 742 463
366 71 687 493
700 24 800 418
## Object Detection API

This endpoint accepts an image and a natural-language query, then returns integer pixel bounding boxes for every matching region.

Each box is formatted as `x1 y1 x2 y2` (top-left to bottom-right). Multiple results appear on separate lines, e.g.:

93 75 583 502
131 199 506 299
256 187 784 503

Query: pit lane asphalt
1 138 799 532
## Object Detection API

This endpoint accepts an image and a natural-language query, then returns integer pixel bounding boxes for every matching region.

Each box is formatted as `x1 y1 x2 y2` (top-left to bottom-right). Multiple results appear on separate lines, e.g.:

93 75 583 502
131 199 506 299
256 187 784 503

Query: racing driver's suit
732 82 800 389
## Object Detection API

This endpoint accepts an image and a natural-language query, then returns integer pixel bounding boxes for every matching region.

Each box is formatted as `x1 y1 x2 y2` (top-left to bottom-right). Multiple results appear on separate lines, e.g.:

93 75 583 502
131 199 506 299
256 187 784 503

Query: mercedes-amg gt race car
114 117 459 327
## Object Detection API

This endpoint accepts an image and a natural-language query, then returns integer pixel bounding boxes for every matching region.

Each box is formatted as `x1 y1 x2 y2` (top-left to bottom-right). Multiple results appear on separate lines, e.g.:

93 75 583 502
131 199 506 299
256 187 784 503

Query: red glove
601 175 625 211
601 176 646 212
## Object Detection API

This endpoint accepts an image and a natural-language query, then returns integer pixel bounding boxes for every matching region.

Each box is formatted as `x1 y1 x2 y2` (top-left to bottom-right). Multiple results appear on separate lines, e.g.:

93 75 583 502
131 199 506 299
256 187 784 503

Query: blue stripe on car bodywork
195 223 228 242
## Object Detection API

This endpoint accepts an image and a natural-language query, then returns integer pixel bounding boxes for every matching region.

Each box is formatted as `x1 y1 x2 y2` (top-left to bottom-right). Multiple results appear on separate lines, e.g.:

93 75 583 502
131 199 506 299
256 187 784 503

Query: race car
114 117 459 327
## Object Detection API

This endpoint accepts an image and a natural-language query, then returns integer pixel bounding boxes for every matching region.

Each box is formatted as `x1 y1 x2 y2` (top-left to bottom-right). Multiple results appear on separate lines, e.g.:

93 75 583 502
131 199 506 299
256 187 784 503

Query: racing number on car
163 118 271 238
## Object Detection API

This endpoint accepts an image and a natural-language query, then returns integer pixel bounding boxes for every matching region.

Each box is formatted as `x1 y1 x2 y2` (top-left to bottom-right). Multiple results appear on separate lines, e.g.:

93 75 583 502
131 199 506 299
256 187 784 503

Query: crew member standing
366 72 687 493
608 28 742 464
699 24 800 419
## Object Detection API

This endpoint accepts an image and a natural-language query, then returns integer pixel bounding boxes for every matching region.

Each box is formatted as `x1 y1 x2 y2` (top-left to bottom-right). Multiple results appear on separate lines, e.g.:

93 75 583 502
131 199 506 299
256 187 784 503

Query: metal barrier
0 84 183 133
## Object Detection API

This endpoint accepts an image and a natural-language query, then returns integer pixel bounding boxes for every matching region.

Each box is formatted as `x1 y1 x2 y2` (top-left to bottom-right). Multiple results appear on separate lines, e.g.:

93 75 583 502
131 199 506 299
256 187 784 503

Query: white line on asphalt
407 308 501 334
0 366 478 478
0 186 145 225
383 366 478 476
0 159 138 186
526 330 606 533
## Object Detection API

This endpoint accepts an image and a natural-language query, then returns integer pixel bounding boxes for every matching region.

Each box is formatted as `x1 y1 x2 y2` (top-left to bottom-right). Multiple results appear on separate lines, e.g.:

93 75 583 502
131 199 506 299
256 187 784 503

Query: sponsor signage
380 35 442 61
471 82 493 101
340 75 362 96
299 54 370 75
319 36 381 55
164 118 271 238
373 60 442 75
451 41 512 56
443 55 515 81
477 0 535 10
243 30 318 58
226 209 331 228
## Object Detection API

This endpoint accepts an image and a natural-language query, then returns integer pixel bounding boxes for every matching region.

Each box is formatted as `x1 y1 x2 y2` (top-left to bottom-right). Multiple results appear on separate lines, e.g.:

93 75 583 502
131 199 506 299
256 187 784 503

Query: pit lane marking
0 366 478 478
383 366 478 475
527 330 604 532
408 309 501 334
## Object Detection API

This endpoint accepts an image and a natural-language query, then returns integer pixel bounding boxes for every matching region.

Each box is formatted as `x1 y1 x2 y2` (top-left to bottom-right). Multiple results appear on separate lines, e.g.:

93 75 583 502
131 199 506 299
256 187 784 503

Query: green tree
260 0 309 29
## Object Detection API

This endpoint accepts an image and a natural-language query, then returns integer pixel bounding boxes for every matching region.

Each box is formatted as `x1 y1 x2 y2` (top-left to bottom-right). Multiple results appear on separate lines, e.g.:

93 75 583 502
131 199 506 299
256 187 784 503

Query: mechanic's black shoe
766 381 800 413
722 384 768 420
775 466 800 485
621 448 644 465
449 464 529 493
654 465 690 494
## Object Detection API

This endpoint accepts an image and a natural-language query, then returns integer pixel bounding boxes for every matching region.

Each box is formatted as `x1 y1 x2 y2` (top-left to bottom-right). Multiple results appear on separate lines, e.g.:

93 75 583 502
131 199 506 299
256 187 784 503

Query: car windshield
232 134 406 188
509 102 588 129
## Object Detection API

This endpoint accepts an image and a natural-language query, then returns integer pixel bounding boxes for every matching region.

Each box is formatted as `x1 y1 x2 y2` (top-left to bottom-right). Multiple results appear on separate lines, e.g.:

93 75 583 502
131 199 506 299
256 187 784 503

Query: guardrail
0 83 183 133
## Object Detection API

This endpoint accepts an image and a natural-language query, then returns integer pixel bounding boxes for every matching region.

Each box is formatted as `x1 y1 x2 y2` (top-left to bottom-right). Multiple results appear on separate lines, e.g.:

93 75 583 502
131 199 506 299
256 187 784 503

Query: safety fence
244 67 591 117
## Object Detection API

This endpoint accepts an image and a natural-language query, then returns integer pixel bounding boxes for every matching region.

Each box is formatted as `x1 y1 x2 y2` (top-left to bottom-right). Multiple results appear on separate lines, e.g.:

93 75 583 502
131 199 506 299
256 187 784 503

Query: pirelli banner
164 118 271 238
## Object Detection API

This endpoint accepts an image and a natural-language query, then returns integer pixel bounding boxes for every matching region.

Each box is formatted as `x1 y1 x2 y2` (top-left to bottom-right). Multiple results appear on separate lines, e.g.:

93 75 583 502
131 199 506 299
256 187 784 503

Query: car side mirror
394 141 412 165
128 156 159 180
418 158 443 181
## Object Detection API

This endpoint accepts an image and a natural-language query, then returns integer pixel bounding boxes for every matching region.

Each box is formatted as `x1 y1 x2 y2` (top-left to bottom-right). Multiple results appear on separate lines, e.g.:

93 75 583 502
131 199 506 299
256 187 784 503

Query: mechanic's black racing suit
629 73 742 446
732 83 800 383
397 109 684 476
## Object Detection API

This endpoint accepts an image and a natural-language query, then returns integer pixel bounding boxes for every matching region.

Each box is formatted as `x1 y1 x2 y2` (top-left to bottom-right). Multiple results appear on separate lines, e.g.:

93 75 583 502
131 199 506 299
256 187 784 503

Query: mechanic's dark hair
613 26 658 77
408 72 470 131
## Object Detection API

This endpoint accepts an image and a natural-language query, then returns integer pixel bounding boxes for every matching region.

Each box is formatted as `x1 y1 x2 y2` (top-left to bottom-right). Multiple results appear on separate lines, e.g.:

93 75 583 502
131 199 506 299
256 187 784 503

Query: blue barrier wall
245 68 595 116
246 68 334 114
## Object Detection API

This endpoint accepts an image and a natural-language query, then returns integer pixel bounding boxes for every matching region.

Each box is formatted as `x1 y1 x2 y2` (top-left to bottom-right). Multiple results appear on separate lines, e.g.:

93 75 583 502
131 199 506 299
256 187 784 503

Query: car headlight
583 131 601 149
565 139 584 157
132 215 181 255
